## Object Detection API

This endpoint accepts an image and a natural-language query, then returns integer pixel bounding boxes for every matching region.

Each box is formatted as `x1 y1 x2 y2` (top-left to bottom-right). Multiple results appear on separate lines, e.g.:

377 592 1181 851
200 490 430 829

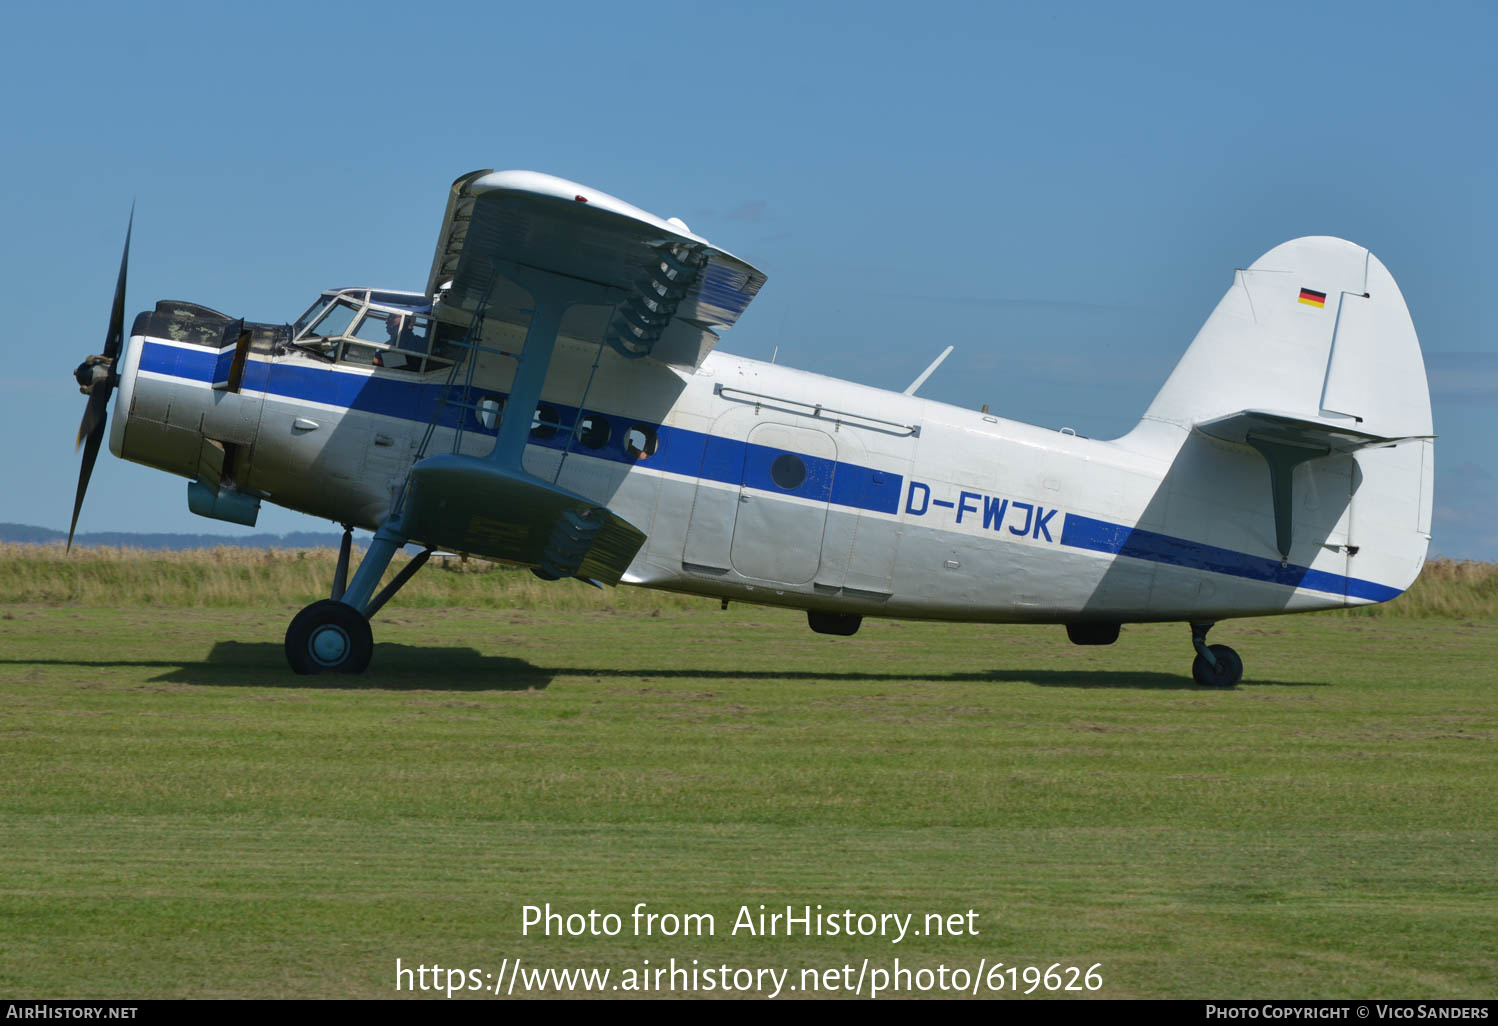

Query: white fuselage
109 315 1419 625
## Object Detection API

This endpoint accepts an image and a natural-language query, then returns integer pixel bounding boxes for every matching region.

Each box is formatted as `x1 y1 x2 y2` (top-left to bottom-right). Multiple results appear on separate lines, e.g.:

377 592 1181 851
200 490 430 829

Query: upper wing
424 169 767 368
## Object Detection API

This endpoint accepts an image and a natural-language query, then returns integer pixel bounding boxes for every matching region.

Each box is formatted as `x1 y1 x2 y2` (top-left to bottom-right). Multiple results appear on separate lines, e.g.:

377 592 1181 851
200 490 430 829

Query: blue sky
2 0 1493 557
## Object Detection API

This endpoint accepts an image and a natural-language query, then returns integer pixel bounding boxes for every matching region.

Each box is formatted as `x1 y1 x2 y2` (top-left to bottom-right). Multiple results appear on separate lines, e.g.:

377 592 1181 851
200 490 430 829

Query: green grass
1 600 1495 999
0 544 710 611
7 544 1497 618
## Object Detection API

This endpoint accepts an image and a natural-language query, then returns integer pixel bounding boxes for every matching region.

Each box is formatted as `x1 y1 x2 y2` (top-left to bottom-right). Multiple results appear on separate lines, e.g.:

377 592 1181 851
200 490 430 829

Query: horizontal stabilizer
1194 409 1432 454
400 454 646 585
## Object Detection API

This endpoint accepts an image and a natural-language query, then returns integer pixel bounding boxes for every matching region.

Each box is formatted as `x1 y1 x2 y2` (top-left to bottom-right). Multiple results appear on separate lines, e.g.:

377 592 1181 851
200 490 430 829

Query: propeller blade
70 208 133 551
68 412 107 552
76 384 109 448
104 206 133 361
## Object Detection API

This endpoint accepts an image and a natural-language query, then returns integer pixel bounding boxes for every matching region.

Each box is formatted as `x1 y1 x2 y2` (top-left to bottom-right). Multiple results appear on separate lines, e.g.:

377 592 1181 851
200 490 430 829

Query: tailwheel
285 599 373 675
1191 644 1243 687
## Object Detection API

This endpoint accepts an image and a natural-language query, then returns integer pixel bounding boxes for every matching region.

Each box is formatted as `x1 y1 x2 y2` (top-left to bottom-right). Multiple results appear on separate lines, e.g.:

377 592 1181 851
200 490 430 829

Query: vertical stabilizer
1122 237 1434 602
1137 236 1430 436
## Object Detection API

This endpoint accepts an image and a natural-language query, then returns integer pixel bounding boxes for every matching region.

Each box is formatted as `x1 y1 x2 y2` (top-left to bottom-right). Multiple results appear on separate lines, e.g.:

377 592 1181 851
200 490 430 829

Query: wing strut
485 266 619 468
370 264 646 588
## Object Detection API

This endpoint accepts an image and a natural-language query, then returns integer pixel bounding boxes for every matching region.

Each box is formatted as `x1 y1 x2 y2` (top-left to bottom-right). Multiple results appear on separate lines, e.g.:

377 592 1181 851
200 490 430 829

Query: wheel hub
309 624 350 666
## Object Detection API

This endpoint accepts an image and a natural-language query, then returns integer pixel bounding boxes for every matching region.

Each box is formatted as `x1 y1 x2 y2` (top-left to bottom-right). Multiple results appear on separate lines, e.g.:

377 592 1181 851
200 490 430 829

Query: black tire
1191 644 1243 687
285 600 373 675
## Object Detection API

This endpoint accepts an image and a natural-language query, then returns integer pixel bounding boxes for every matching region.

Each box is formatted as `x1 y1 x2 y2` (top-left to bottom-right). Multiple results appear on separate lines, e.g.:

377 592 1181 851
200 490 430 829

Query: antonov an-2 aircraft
70 170 1435 684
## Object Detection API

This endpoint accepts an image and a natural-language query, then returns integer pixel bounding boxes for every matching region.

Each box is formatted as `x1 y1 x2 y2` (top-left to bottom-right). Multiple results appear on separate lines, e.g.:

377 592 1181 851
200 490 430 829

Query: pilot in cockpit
375 313 422 370
385 314 413 349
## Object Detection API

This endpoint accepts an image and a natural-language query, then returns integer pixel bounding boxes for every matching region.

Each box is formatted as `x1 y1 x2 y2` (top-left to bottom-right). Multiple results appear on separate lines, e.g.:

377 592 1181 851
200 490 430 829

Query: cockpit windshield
290 289 451 374
291 295 334 338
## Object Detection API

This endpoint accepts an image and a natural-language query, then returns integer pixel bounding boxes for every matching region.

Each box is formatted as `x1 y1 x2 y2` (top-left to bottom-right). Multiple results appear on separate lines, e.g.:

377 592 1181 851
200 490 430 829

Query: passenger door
729 422 838 585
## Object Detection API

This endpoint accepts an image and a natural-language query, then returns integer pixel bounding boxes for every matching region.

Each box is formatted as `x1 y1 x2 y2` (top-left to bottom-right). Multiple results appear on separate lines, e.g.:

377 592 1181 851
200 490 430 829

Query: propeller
68 208 133 551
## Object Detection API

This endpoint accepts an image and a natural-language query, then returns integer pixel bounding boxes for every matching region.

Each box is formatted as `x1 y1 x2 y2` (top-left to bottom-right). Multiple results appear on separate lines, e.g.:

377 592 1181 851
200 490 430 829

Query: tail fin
1139 236 1431 437
1124 236 1434 599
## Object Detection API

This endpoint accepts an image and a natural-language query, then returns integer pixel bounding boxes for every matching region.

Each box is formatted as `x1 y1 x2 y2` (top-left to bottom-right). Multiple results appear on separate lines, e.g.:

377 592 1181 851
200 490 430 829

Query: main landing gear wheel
1191 644 1243 687
285 600 373 675
1187 621 1242 687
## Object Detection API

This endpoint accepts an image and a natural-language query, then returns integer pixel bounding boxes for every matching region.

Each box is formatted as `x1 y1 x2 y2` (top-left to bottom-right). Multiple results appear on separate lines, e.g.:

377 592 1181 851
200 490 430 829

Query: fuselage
107 291 1413 625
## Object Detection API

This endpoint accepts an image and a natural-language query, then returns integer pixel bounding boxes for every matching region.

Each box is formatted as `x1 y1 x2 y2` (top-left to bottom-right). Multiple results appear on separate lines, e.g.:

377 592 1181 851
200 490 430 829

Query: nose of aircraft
74 355 110 393
68 206 133 550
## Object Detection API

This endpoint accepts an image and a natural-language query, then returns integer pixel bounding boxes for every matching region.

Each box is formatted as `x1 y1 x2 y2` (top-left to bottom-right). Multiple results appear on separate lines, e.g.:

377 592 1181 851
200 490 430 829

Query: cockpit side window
392 315 430 354
349 309 397 344
288 293 453 373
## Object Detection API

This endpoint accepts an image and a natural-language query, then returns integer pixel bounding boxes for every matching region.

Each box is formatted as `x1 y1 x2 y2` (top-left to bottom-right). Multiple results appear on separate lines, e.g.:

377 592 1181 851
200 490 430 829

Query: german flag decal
1298 287 1327 308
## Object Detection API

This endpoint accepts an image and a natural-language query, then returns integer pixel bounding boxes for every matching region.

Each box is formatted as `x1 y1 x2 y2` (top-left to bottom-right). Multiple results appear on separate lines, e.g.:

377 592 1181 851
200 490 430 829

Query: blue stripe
138 341 901 516
139 341 1400 602
741 442 834 503
830 466 901 515
1059 512 1402 602
210 345 237 387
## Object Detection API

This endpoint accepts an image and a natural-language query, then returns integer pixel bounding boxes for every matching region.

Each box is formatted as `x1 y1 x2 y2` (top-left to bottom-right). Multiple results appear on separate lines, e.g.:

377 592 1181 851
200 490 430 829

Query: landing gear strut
1189 621 1243 687
284 522 432 674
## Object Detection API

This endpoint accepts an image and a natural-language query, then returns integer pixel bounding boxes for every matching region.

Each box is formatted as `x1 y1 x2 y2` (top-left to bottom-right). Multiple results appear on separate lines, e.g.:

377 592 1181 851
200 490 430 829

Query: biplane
70 170 1434 684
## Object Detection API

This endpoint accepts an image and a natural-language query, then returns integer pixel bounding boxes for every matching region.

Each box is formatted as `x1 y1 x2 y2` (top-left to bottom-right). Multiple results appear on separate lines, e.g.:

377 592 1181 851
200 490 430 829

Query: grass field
5 544 1497 617
1 556 1496 998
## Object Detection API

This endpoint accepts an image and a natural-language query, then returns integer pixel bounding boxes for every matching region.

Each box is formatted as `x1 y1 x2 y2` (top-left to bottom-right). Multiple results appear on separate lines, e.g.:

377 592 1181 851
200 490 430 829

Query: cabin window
771 453 806 490
625 425 658 460
475 395 502 431
531 404 563 440
577 414 611 449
